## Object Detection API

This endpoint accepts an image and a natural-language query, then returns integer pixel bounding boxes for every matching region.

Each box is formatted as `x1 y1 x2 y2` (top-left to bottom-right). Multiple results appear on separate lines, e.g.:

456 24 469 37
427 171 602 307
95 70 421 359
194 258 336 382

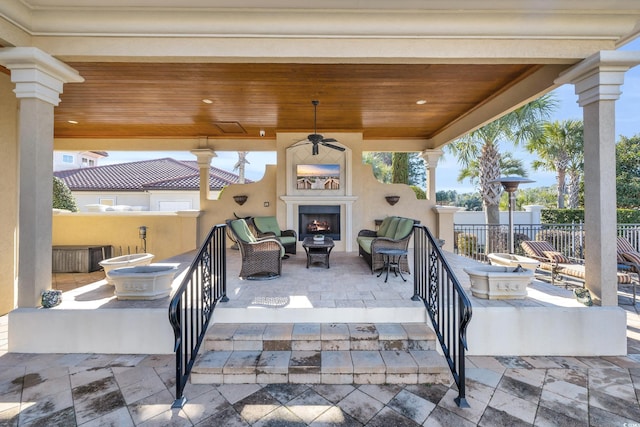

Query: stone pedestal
109 263 178 300
464 265 534 300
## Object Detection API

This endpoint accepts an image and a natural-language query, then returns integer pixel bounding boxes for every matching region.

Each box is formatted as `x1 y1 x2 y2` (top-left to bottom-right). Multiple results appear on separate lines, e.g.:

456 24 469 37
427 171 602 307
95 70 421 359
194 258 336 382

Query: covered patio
1 1 640 381
7 247 626 357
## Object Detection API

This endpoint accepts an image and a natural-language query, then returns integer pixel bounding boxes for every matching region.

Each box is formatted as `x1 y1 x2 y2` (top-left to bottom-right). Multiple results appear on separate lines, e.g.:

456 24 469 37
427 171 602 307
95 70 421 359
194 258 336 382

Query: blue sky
102 38 640 191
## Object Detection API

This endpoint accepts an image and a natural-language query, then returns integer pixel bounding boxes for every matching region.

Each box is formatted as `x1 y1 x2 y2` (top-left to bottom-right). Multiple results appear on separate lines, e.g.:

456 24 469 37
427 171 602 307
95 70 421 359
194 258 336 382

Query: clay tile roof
54 158 250 191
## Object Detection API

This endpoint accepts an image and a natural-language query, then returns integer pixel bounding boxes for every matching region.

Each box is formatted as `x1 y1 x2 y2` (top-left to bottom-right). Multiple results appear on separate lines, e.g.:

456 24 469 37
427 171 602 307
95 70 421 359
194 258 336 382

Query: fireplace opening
299 205 340 241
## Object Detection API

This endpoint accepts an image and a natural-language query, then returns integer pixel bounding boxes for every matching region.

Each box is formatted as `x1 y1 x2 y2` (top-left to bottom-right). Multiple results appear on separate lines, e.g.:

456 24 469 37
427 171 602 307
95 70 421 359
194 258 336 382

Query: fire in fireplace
299 205 340 240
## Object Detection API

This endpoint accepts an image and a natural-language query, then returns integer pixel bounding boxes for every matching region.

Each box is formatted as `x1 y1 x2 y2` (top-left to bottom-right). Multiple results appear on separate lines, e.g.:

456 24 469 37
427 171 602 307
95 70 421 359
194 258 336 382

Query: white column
420 149 443 201
555 51 640 306
190 148 217 205
0 47 83 307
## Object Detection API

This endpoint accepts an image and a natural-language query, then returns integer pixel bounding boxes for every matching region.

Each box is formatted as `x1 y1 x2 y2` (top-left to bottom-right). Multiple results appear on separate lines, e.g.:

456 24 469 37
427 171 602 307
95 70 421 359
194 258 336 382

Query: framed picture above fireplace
296 164 340 190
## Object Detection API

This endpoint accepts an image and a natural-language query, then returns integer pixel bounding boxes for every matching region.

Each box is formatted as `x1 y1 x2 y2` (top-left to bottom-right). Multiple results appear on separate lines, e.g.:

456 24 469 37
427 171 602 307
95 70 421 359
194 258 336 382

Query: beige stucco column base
556 50 640 306
432 205 461 252
0 47 83 307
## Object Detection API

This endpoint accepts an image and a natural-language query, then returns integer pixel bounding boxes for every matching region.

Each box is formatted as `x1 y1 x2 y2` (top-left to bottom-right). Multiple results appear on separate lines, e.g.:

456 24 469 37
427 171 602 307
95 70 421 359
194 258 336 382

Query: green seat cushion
384 217 400 238
231 219 256 243
377 216 395 237
254 216 282 237
278 236 296 246
357 236 374 254
394 218 414 240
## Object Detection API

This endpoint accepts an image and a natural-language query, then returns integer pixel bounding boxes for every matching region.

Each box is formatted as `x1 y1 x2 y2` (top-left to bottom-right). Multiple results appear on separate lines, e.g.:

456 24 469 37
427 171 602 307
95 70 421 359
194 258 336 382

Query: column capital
0 47 84 106
554 50 640 107
419 148 443 168
190 148 217 167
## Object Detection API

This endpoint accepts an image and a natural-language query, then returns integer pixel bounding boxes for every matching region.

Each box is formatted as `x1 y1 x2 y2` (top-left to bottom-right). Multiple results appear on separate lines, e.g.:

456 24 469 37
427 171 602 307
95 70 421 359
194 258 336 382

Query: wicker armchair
226 218 284 280
253 216 297 255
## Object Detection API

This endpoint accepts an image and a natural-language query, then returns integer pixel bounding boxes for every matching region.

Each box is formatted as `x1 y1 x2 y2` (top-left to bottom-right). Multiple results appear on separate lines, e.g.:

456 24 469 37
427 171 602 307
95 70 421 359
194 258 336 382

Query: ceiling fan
297 100 345 155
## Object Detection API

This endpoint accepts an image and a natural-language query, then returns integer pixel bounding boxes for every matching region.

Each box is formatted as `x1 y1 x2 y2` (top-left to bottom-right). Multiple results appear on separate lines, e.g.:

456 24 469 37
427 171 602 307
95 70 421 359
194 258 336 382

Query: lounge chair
616 237 640 304
226 218 284 280
521 240 633 288
253 216 297 255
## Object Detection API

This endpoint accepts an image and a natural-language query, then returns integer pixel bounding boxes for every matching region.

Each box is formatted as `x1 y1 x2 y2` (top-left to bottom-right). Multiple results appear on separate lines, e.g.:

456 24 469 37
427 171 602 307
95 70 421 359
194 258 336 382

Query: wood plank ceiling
54 62 539 140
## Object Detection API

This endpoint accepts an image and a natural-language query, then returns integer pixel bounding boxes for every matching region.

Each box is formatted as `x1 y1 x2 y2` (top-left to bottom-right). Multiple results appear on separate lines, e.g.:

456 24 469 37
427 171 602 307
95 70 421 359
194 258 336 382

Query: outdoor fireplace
299 205 340 240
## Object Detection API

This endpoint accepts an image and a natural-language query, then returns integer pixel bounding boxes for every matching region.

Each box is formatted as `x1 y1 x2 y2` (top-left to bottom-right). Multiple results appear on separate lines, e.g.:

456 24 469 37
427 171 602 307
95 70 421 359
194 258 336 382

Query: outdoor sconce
233 195 248 205
138 225 148 252
385 195 400 206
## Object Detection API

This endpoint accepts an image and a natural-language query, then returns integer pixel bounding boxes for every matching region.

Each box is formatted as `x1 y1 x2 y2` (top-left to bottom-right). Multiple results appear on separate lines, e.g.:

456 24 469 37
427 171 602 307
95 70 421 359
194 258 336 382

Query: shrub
542 208 640 224
53 177 78 212
457 233 477 257
410 185 426 199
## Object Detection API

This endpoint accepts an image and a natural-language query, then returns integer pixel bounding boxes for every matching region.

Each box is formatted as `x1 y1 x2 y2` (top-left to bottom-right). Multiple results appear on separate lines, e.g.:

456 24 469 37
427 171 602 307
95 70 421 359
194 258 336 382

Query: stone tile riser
195 322 449 386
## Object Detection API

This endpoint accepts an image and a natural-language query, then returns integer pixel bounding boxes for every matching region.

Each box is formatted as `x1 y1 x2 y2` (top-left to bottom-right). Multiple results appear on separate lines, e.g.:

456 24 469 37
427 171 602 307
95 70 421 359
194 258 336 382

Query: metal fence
454 222 640 261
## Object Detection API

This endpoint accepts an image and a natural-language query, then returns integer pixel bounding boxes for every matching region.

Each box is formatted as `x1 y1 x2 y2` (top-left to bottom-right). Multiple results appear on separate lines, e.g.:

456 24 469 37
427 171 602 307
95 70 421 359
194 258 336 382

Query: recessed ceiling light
202 99 213 104
68 120 78 124
416 100 427 105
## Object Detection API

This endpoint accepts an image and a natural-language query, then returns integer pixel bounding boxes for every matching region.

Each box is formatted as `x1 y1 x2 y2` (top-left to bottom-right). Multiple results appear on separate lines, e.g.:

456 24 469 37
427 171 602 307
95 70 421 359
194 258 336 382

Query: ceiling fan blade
312 142 319 155
322 138 337 143
321 141 345 151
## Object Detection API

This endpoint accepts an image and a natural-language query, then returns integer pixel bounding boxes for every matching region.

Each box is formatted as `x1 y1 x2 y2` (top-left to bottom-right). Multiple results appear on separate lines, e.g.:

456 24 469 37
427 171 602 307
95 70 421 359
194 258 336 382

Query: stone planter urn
463 265 534 300
108 263 178 300
100 253 155 284
487 253 540 271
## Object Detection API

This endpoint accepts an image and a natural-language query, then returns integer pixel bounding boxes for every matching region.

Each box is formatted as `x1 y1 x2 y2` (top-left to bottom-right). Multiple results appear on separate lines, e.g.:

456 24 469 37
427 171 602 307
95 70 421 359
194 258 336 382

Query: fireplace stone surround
281 142 357 251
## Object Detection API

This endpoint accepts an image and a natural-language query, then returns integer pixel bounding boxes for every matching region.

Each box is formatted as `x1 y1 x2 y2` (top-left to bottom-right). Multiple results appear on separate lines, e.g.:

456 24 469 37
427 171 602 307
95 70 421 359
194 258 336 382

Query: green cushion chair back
377 216 395 237
394 218 414 240
231 219 256 243
254 216 282 237
384 217 400 238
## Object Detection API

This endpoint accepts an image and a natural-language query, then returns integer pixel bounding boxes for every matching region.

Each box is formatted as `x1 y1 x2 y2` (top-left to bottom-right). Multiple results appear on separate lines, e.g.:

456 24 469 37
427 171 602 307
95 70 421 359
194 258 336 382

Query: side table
377 248 408 282
302 236 335 268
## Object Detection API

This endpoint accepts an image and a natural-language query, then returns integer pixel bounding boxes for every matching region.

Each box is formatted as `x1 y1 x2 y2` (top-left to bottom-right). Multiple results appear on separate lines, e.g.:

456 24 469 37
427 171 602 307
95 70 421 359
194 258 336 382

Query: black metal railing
454 222 640 261
168 224 228 408
412 225 473 408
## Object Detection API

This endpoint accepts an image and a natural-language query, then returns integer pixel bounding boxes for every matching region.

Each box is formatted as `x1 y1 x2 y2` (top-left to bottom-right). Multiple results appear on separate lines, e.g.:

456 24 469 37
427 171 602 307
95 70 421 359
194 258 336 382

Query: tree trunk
484 202 501 254
392 152 409 184
556 169 566 209
479 142 502 254
568 170 580 209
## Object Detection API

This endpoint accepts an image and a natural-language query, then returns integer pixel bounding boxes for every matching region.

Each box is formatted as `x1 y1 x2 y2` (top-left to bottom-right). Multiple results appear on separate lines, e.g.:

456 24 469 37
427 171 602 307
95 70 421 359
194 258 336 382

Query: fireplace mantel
280 195 358 252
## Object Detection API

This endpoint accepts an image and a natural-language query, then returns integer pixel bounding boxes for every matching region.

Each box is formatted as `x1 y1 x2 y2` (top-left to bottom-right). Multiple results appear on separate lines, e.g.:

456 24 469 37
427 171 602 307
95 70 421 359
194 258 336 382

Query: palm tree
233 151 250 184
448 94 557 226
525 119 583 209
457 152 528 186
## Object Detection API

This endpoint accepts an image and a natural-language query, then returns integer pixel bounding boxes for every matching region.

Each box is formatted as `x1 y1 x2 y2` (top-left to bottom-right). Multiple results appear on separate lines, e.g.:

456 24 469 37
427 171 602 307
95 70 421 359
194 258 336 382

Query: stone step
191 323 451 386
203 322 437 352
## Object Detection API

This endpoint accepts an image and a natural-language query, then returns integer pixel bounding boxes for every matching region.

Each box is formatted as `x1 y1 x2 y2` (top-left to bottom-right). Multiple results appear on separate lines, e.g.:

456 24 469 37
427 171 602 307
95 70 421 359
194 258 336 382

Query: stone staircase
191 322 451 385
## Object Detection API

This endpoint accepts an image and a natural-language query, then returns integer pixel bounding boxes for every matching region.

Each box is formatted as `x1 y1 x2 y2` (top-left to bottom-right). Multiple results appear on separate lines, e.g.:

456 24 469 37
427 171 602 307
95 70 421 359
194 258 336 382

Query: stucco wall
0 73 18 315
197 133 438 251
52 211 200 262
